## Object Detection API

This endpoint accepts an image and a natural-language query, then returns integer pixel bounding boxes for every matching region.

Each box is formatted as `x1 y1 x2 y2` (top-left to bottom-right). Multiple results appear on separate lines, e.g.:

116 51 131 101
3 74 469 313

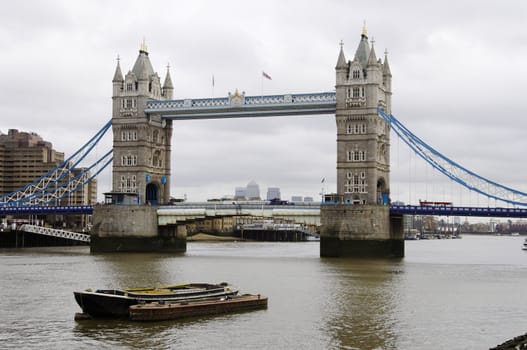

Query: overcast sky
1 0 527 205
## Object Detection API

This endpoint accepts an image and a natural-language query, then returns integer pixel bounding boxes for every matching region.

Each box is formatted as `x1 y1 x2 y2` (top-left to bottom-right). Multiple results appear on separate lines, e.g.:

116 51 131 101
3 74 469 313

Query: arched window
352 69 360 79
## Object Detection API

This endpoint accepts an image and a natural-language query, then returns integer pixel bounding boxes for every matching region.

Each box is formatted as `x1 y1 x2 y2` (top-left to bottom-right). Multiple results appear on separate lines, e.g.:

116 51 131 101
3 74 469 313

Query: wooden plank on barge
129 294 268 321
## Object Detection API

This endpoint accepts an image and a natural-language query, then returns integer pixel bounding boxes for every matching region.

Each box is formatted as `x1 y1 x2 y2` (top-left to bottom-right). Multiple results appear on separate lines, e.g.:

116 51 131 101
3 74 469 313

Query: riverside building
0 129 97 208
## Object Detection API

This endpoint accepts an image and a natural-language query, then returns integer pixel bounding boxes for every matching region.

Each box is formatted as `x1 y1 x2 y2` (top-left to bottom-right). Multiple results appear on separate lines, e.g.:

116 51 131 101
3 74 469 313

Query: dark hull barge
129 294 268 321
74 282 238 318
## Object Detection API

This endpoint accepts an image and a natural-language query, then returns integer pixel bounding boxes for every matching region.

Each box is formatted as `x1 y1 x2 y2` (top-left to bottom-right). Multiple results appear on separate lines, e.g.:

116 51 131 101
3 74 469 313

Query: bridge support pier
320 205 404 258
91 205 186 253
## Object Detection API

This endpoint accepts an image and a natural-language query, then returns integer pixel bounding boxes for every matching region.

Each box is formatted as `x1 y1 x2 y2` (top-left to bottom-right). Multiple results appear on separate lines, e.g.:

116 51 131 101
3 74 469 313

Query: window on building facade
352 70 360 79
352 87 360 98
126 83 133 91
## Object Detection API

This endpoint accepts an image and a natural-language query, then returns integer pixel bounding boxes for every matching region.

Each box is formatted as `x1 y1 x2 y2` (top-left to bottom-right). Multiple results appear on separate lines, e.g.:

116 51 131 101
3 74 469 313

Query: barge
74 282 238 318
129 294 268 321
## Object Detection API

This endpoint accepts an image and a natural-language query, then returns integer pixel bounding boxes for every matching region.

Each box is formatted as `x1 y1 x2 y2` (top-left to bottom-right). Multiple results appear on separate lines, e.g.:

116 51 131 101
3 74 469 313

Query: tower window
352 70 360 79
352 87 360 98
126 83 133 91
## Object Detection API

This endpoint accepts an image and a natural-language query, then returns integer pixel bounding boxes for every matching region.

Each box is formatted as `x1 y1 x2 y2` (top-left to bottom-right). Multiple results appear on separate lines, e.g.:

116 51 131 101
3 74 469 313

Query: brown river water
0 235 525 349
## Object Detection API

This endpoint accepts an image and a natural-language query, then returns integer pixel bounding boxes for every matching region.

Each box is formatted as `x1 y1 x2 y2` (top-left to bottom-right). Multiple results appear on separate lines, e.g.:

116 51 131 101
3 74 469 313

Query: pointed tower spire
383 49 392 76
138 59 149 81
367 38 378 66
163 63 173 89
354 26 370 68
336 40 347 68
112 55 124 82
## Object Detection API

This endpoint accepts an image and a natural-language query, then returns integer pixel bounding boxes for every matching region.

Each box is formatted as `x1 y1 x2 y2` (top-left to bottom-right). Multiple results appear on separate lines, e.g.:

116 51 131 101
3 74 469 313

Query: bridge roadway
3 204 527 219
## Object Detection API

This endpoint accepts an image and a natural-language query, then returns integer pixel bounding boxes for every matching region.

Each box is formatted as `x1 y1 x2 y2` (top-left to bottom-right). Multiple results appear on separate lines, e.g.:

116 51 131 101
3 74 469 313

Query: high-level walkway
145 92 337 119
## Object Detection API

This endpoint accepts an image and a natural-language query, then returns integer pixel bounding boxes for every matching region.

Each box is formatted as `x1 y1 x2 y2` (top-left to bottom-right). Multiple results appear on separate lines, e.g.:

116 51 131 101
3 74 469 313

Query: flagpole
261 71 263 99
212 74 215 98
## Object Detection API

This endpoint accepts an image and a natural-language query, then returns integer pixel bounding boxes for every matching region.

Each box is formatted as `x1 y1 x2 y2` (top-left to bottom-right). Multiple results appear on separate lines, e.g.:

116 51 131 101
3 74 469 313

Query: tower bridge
92 26 398 256
5 25 527 256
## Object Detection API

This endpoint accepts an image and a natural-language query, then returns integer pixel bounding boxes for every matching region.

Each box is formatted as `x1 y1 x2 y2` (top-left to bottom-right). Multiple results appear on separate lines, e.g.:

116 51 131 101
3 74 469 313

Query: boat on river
74 282 238 318
523 238 527 251
129 294 268 321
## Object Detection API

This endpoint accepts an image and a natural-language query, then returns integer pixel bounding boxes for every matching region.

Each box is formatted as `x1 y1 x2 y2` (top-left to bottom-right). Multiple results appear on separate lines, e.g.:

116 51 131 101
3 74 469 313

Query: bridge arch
146 183 159 205
376 177 389 205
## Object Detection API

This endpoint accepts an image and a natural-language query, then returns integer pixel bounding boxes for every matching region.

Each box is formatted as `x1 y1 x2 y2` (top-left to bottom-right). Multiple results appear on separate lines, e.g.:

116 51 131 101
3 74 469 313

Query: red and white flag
262 71 272 80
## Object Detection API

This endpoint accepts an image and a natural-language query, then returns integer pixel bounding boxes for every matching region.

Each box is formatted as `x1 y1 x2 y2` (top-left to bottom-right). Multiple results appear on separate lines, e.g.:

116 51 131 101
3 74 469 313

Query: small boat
523 238 527 251
129 294 268 321
74 282 238 318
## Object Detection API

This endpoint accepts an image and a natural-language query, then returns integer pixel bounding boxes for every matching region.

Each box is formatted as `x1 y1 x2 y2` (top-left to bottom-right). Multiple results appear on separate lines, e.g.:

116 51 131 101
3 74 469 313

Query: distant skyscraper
291 196 303 203
234 187 247 200
266 187 281 201
246 180 260 200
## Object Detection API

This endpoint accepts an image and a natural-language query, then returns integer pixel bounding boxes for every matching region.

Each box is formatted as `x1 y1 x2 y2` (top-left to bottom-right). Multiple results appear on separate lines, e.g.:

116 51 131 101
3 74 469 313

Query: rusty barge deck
129 294 268 321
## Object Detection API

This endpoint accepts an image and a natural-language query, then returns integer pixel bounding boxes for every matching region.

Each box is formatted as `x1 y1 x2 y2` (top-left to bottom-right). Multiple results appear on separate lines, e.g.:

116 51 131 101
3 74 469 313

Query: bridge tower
110 41 173 205
91 43 185 253
320 26 404 257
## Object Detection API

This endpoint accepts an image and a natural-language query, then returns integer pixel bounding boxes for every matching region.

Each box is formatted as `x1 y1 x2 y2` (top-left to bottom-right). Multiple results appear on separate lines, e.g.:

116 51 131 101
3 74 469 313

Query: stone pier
90 205 186 253
320 205 404 258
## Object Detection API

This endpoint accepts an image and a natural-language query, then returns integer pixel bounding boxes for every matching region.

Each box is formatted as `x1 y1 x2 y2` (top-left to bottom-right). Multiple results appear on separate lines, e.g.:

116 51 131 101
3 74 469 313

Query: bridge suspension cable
0 120 113 206
378 108 527 207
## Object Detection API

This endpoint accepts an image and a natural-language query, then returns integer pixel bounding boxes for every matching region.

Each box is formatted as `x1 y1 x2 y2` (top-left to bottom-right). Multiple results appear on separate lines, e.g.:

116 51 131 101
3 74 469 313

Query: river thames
0 235 525 349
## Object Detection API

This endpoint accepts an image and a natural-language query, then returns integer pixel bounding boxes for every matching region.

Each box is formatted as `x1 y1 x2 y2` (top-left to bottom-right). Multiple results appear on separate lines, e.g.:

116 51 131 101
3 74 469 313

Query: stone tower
320 27 403 257
110 42 174 205
335 26 392 205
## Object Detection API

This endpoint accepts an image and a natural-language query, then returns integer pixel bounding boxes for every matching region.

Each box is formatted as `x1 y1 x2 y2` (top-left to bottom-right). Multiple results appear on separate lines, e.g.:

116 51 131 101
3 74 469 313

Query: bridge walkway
18 224 91 243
